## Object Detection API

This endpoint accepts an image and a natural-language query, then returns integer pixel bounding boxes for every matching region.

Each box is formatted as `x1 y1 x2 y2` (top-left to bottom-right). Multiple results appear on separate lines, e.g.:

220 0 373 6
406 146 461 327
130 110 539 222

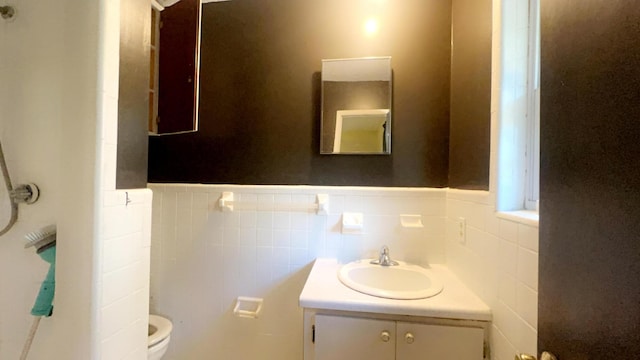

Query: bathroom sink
338 260 444 300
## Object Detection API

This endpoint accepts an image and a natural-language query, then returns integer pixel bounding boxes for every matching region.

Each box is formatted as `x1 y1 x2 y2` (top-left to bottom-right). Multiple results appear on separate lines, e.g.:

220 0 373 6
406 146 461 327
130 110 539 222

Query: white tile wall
149 185 538 360
97 190 152 360
148 184 446 360
446 190 538 360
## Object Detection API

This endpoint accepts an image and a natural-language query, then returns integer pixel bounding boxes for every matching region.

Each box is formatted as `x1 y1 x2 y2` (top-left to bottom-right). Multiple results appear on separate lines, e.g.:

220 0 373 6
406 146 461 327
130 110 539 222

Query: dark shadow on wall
117 0 150 189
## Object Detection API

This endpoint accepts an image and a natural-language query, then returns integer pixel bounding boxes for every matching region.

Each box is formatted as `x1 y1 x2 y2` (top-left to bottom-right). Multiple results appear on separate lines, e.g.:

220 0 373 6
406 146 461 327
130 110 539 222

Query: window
496 0 540 213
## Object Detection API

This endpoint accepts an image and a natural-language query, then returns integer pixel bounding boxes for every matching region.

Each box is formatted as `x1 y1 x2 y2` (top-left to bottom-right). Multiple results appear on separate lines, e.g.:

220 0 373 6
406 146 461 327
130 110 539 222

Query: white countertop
299 259 492 322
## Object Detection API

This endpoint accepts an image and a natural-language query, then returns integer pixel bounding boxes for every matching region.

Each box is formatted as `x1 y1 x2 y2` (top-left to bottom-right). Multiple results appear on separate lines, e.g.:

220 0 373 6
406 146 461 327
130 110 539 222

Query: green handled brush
24 225 57 317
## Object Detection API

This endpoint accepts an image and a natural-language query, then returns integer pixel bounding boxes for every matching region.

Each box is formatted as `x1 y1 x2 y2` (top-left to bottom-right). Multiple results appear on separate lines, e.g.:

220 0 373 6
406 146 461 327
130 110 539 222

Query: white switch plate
457 217 466 244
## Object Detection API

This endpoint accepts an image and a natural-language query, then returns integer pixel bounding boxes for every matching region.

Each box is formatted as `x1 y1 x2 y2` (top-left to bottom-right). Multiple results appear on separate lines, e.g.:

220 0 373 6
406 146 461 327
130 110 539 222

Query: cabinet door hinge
312 325 315 343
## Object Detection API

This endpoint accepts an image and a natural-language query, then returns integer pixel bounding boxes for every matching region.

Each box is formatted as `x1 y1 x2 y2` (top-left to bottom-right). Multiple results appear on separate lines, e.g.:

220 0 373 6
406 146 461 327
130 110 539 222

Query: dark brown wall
538 0 640 358
117 0 150 189
448 0 492 189
148 0 452 186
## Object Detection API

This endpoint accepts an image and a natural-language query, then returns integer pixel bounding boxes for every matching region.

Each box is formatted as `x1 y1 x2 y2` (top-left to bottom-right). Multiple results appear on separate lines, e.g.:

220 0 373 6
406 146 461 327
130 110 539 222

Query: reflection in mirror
334 109 390 153
321 57 392 155
149 0 201 135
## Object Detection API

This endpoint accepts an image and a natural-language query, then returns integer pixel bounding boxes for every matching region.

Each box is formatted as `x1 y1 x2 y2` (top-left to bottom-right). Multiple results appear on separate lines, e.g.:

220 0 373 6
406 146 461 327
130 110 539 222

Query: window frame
524 0 540 211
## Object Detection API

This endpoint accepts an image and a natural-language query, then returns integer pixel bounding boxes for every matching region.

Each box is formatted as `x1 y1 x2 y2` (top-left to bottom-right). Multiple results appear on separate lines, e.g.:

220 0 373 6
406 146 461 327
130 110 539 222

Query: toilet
148 315 173 360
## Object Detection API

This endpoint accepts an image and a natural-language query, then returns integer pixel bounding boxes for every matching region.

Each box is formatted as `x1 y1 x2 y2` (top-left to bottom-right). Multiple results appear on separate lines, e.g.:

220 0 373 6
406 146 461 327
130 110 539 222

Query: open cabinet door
539 0 640 358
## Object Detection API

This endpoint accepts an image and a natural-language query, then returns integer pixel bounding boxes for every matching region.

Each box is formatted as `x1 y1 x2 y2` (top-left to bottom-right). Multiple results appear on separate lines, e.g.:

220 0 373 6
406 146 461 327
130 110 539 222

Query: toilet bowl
148 315 173 360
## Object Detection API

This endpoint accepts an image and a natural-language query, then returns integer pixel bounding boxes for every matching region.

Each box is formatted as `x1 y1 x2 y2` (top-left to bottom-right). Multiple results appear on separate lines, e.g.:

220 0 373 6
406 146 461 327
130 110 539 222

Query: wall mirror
321 57 392 155
149 0 203 135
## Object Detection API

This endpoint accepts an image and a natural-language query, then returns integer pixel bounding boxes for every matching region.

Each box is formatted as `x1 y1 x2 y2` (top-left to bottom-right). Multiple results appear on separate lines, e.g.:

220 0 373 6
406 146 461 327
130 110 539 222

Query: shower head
24 225 56 253
0 6 15 20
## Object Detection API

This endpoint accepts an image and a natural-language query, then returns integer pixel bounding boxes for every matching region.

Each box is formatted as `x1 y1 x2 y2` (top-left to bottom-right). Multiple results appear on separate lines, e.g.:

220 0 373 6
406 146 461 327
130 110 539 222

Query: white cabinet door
396 322 484 360
315 314 396 360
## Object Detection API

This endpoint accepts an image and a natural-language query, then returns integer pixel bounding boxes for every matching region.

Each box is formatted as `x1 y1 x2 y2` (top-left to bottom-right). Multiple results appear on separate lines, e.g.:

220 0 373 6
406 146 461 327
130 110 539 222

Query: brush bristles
24 225 57 249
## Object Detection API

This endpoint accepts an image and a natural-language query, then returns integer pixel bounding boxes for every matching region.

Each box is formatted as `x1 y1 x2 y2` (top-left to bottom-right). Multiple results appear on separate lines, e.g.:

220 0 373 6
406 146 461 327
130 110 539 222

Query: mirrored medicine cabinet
149 0 202 135
320 57 392 155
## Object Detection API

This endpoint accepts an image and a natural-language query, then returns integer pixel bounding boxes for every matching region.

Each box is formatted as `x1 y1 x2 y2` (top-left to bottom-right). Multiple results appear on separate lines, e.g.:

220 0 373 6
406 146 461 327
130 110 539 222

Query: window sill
496 210 539 227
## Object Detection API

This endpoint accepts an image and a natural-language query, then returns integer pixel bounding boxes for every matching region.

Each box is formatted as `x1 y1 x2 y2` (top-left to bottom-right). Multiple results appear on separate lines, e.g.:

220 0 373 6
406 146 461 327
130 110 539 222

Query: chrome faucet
370 245 399 266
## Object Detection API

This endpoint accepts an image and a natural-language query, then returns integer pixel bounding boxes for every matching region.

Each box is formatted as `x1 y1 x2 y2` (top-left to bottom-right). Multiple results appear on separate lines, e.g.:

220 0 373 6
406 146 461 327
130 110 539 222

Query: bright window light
497 0 540 212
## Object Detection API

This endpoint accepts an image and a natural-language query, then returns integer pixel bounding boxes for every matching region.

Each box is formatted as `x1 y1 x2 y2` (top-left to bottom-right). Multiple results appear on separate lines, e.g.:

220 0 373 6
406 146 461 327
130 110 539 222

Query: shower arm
0 141 17 236
0 141 39 237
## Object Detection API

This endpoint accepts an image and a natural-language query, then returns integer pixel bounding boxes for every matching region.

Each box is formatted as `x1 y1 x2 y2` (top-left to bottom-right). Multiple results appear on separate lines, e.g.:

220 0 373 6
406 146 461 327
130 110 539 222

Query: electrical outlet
457 217 466 244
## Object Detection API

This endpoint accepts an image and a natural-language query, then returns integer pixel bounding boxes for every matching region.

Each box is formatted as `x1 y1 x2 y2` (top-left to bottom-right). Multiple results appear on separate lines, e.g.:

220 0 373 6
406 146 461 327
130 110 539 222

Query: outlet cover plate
457 217 466 244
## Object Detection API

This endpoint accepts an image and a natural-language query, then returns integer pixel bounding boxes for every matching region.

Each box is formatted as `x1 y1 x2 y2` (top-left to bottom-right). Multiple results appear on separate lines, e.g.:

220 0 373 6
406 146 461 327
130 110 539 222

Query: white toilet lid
149 314 173 347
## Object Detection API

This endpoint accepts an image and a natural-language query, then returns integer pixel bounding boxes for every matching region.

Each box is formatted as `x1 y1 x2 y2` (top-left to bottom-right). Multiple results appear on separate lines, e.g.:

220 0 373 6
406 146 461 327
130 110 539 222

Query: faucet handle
370 245 399 266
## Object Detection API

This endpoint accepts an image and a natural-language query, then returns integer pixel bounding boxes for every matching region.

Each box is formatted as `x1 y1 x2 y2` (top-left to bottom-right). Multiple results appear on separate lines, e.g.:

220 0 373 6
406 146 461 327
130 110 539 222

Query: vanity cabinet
310 313 485 360
299 260 492 360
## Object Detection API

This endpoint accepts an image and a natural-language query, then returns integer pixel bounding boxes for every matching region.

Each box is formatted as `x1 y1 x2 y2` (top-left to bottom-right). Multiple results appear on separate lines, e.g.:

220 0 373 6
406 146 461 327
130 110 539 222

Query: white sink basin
338 259 444 300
